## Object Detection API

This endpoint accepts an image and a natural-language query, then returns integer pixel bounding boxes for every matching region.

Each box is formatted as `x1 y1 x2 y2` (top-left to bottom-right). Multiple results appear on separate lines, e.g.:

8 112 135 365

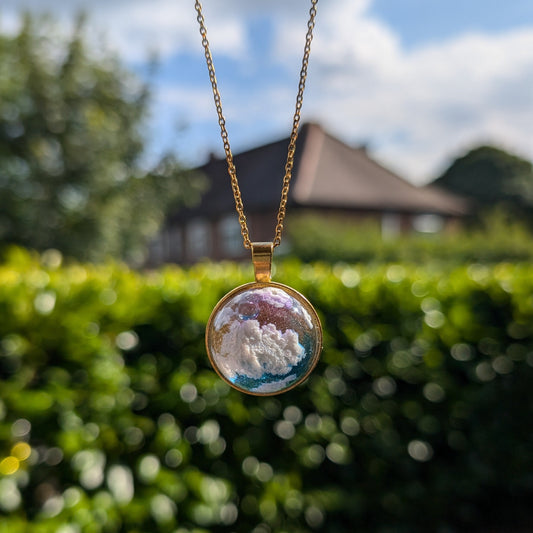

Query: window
219 215 243 257
186 219 211 260
412 214 444 233
381 213 401 239
167 226 183 262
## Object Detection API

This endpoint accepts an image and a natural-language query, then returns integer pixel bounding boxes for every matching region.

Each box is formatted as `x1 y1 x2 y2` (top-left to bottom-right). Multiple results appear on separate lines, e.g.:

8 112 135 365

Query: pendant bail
251 242 273 283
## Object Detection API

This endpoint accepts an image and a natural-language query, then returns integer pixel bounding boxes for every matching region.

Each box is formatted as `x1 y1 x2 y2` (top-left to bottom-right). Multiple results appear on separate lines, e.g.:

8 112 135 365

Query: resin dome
206 283 322 395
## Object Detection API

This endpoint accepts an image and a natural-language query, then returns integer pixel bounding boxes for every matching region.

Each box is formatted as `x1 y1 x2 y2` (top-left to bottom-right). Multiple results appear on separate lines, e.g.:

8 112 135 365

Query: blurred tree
433 145 533 219
0 14 204 263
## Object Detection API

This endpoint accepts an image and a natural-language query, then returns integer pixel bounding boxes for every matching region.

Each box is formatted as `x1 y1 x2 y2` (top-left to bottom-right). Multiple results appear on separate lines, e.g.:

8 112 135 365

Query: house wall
147 208 462 266
147 211 281 265
289 207 460 238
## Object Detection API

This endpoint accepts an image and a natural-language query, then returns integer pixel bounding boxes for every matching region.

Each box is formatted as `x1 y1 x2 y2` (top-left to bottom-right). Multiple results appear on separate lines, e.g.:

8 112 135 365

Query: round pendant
206 282 322 396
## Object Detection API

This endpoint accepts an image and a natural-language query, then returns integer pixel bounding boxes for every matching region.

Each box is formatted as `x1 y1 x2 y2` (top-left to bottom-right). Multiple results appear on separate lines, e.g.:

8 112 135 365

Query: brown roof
170 123 468 222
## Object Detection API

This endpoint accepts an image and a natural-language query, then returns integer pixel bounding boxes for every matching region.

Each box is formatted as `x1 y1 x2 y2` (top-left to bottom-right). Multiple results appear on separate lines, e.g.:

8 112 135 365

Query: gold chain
194 0 318 249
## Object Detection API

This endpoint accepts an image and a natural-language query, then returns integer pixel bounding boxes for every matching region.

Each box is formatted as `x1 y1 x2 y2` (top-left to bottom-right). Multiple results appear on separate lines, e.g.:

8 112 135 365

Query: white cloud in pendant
215 319 305 380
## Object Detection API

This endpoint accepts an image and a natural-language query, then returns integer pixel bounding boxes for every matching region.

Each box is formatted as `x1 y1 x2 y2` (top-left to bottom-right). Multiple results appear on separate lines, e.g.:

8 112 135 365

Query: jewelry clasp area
251 242 273 283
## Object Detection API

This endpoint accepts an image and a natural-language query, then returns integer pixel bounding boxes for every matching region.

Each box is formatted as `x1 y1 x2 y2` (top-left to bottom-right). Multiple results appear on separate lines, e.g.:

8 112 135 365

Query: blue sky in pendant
2 0 533 184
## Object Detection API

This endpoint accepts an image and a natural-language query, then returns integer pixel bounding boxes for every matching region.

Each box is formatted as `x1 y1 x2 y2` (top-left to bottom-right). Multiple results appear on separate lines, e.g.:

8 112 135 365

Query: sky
2 0 533 184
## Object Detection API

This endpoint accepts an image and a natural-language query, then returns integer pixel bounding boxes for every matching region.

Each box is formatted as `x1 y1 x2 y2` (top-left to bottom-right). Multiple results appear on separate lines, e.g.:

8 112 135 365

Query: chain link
194 0 318 249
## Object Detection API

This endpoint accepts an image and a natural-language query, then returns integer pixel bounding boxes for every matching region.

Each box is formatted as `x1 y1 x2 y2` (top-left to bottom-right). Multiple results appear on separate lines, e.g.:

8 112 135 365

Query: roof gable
169 123 467 222
294 124 467 214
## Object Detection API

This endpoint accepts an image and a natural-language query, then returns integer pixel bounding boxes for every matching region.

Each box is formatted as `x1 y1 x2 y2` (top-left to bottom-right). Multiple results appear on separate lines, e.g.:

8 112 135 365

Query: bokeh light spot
11 418 31 438
115 330 139 350
138 455 160 483
11 442 31 461
423 382 445 402
0 456 20 475
274 420 295 440
407 440 433 462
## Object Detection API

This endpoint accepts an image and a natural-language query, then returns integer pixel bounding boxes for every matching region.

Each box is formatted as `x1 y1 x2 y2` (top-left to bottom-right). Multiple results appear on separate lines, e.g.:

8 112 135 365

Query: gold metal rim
205 281 323 396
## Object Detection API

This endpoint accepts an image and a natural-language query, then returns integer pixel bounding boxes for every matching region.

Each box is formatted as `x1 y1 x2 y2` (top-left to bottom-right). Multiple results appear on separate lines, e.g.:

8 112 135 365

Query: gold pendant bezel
205 280 322 396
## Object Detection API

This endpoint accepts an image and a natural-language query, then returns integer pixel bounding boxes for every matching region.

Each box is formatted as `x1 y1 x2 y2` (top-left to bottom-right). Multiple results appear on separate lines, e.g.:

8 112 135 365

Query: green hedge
1 248 533 533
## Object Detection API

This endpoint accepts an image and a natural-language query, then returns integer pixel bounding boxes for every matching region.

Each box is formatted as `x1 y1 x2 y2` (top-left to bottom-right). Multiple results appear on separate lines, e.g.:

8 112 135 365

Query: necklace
195 0 322 396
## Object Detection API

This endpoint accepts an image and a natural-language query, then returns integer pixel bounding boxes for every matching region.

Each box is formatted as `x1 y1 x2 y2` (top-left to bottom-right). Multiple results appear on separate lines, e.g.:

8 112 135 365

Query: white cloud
1 0 247 61
274 1 533 182
2 0 533 182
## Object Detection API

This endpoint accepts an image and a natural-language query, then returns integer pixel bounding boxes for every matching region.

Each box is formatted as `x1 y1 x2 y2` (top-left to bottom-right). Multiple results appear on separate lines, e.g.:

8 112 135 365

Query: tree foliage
0 15 204 262
433 145 533 213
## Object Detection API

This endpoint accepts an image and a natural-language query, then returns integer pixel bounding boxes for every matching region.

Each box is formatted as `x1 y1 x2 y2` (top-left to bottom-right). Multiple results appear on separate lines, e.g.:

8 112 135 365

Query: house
148 123 468 264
